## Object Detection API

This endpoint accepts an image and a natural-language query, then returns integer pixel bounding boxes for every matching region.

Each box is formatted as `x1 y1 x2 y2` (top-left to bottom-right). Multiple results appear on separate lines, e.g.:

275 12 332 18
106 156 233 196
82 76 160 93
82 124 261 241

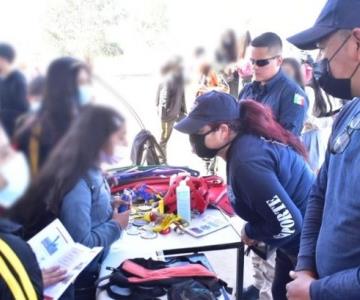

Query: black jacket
156 73 186 122
0 70 28 137
0 219 43 300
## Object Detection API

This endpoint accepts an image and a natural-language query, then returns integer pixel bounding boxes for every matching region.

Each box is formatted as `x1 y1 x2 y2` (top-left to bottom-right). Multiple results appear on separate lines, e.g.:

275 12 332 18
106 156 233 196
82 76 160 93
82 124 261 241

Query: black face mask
313 35 360 100
189 129 232 159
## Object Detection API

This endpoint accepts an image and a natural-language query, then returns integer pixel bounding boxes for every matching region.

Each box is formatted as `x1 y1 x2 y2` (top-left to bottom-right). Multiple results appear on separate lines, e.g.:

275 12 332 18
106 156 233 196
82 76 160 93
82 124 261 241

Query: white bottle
176 179 191 223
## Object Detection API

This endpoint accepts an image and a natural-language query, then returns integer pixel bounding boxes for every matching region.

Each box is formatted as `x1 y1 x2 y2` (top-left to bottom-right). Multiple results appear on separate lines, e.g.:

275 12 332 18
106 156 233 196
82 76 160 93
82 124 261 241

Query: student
175 91 315 300
156 57 186 162
0 124 67 300
0 43 28 138
287 0 360 299
10 105 130 299
13 57 91 176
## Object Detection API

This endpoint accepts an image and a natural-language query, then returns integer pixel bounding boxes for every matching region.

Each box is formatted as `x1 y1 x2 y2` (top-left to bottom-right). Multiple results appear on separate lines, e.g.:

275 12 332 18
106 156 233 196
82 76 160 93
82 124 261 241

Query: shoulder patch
293 93 305 106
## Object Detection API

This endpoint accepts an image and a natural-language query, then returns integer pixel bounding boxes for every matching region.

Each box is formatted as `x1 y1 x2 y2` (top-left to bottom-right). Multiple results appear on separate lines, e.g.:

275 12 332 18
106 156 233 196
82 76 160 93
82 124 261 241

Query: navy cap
287 0 360 50
175 91 239 134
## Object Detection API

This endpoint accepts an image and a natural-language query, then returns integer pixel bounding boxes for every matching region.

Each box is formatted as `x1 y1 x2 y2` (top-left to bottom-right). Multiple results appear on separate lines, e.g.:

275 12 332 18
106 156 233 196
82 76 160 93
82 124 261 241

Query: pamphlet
28 219 103 300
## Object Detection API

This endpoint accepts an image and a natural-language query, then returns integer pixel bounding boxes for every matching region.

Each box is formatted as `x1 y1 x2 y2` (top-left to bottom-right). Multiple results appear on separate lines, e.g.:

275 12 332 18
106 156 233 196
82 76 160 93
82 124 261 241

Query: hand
241 225 257 246
42 266 67 288
112 209 130 230
286 270 316 300
111 195 128 210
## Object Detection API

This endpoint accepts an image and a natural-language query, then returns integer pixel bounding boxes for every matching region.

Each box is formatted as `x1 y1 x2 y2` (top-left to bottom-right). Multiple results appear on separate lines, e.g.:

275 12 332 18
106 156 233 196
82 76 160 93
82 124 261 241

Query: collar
253 69 284 94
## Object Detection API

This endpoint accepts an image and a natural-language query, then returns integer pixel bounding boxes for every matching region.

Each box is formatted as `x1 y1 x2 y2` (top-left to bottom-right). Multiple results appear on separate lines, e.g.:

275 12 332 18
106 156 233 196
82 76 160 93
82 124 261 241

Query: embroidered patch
293 93 305 106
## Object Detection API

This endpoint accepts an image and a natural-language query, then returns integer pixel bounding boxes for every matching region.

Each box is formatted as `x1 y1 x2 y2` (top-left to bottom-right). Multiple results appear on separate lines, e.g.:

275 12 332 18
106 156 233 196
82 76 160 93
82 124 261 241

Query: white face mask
0 152 30 209
78 85 93 106
30 101 41 112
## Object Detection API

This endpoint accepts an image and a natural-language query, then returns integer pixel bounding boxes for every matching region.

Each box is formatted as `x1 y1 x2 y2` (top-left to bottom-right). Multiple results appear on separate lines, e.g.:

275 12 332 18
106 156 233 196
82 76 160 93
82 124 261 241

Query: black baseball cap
174 91 240 134
287 0 360 50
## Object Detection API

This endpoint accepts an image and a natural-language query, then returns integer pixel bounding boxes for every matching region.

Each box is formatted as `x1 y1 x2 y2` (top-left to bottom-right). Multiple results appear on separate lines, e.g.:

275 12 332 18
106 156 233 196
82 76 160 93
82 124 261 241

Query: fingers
42 266 68 288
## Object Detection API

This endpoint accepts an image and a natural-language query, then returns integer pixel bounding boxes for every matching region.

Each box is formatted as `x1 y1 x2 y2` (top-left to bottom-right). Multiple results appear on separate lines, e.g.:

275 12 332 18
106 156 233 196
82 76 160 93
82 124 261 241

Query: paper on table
28 219 103 300
184 214 230 238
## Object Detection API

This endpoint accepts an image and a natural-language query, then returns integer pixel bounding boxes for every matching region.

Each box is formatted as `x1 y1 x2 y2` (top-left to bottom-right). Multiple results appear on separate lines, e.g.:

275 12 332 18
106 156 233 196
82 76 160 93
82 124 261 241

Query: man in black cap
286 0 360 299
0 43 28 138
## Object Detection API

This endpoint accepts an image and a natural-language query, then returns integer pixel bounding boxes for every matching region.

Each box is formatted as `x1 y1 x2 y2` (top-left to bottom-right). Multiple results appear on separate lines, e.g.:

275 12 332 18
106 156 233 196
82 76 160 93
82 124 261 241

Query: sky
0 0 327 72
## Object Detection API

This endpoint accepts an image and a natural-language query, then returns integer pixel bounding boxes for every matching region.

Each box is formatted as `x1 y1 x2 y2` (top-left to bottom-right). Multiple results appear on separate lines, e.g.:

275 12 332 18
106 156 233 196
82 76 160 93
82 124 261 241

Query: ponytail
239 100 308 159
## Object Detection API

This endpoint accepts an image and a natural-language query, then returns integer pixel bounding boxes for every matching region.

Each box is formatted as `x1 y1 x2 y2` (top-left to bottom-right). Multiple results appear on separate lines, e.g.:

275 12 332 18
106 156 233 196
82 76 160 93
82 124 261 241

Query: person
156 57 186 163
10 105 130 299
282 58 305 90
13 57 91 177
239 32 308 136
194 49 230 175
215 29 240 97
285 0 360 299
27 75 46 113
237 30 253 88
174 91 315 300
282 57 326 173
195 48 230 97
0 43 28 138
0 124 67 300
238 32 309 300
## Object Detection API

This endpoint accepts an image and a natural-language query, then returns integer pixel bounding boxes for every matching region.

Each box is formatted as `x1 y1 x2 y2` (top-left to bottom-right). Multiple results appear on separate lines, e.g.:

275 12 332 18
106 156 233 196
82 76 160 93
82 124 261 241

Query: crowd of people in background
1 0 360 299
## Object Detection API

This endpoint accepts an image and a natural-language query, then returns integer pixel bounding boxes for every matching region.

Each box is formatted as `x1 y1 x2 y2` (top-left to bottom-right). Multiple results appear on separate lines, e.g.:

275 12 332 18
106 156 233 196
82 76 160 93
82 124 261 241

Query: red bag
164 175 235 216
108 171 235 216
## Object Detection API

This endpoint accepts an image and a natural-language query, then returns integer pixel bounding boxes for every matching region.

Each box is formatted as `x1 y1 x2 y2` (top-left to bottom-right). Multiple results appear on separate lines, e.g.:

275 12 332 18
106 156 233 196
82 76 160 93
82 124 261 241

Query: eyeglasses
331 111 360 154
250 56 279 67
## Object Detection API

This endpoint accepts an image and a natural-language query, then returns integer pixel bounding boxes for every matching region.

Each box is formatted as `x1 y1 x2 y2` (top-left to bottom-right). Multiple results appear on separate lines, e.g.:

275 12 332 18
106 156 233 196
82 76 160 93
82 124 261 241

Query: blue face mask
78 85 93 105
0 152 30 209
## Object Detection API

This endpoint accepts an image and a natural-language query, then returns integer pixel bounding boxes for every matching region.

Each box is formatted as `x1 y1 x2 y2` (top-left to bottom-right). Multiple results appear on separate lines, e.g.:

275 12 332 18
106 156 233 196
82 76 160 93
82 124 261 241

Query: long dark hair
16 57 89 145
216 29 238 64
282 58 305 90
41 57 89 141
238 100 307 159
10 105 125 237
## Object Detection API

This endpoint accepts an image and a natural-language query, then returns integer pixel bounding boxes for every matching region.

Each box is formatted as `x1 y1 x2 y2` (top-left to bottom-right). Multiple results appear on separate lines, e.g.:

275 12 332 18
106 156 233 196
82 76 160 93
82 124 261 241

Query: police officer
174 91 315 300
238 32 309 300
239 32 308 136
286 0 360 299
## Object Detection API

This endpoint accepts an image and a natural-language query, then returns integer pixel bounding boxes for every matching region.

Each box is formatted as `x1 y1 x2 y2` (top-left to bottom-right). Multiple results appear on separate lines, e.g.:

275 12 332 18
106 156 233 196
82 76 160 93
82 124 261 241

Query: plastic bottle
176 179 191 223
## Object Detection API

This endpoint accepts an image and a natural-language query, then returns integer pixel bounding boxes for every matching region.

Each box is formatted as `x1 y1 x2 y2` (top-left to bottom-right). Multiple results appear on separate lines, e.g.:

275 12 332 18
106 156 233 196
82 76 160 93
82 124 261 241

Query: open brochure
184 214 230 238
28 219 103 300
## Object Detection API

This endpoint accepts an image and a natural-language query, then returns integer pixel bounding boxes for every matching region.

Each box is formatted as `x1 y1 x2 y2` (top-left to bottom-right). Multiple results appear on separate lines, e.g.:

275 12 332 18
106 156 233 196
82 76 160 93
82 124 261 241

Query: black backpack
130 130 166 165
96 255 231 300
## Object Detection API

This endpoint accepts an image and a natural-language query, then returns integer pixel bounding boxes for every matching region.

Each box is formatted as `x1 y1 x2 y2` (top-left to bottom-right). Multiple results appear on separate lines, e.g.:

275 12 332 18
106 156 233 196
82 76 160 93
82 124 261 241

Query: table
97 208 245 300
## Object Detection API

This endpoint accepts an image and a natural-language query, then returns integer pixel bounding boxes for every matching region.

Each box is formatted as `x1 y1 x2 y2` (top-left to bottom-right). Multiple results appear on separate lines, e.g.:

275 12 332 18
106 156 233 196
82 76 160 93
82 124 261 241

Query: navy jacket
226 134 315 255
0 71 28 137
0 219 43 300
296 98 360 300
238 70 308 136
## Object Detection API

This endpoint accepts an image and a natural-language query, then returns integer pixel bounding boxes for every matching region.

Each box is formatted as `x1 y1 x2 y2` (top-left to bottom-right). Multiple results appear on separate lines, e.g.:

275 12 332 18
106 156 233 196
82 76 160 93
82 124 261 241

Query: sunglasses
331 111 360 154
250 56 279 67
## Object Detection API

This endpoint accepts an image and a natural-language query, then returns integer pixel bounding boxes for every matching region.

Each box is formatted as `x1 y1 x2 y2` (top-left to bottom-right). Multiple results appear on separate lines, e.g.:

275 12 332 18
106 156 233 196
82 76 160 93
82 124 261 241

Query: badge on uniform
293 93 305 106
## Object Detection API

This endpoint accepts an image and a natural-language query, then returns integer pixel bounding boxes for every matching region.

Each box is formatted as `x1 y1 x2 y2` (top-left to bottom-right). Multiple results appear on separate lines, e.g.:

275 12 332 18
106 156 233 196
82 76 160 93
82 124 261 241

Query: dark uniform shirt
238 70 308 136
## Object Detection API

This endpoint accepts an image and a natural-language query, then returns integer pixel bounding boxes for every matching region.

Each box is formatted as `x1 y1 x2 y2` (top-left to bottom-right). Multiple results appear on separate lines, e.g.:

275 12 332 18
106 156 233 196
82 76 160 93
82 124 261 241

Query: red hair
240 100 308 159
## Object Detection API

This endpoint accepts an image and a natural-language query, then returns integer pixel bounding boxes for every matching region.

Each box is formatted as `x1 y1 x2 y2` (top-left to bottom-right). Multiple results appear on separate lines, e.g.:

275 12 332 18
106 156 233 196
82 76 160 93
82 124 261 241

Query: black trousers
272 249 297 300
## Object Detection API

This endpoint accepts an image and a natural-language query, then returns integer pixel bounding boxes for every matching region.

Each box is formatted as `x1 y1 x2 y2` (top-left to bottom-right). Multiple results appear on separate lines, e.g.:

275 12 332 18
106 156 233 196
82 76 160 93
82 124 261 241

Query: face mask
313 35 360 100
189 129 231 159
30 101 41 112
0 152 30 209
78 85 93 106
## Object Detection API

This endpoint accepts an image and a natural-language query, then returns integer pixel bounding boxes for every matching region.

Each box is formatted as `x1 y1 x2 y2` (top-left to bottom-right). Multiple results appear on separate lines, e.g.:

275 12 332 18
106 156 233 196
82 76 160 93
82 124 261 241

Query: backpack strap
0 239 38 300
29 124 41 177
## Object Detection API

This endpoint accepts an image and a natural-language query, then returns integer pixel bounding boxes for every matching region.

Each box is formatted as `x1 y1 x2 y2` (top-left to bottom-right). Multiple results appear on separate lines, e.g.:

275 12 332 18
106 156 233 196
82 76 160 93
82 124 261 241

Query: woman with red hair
175 91 315 300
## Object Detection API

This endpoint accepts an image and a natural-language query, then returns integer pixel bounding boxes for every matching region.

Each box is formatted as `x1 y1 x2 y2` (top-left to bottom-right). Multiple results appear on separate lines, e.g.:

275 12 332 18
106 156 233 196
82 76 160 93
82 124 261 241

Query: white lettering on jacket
266 195 295 239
